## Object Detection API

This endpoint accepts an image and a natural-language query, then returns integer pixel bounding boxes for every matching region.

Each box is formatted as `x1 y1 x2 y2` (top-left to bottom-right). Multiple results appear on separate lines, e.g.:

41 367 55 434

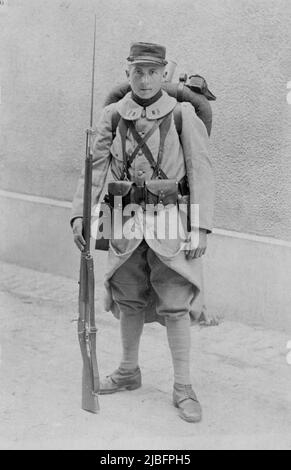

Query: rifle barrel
83 15 97 249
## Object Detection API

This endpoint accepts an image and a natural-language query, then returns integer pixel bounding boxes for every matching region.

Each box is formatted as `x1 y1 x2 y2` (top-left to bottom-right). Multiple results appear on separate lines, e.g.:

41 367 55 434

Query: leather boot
99 367 142 395
173 383 202 423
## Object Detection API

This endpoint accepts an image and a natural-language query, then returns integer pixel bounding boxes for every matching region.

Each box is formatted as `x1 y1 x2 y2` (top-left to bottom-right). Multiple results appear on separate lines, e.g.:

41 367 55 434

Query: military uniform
72 89 214 319
71 42 214 423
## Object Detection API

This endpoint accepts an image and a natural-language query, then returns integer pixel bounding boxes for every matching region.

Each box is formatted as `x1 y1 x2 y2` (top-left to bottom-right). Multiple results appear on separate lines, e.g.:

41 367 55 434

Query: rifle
78 15 100 414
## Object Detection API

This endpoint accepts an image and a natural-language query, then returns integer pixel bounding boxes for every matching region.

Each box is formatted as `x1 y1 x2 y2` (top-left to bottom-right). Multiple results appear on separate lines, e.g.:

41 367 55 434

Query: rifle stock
77 15 100 414
78 253 99 413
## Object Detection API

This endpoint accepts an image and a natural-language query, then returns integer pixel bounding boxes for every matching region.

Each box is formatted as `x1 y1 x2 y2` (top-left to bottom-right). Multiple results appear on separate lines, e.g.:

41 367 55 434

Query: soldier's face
126 64 165 99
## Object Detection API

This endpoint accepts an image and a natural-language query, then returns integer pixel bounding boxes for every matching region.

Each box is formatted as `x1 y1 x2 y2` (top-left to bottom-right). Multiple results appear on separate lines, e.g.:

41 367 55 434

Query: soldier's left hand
185 228 208 260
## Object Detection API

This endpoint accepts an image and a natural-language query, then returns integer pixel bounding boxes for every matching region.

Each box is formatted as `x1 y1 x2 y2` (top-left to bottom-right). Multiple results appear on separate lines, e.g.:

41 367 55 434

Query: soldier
71 42 215 423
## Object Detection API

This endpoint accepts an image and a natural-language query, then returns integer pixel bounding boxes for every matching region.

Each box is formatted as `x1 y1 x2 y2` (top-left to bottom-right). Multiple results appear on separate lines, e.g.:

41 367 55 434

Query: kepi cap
127 42 168 66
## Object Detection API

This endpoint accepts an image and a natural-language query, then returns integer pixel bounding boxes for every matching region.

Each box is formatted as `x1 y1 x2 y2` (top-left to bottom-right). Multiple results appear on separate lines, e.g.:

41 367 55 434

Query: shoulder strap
129 119 168 180
153 113 172 179
173 103 182 136
111 106 181 181
111 110 121 138
117 117 130 180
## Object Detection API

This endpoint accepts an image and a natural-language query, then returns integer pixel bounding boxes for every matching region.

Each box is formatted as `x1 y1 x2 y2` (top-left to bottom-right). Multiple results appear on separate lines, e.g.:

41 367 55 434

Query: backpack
104 73 216 137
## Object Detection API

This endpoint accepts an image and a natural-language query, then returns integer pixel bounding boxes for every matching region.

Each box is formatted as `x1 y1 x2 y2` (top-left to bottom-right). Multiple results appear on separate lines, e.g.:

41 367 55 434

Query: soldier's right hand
72 218 86 251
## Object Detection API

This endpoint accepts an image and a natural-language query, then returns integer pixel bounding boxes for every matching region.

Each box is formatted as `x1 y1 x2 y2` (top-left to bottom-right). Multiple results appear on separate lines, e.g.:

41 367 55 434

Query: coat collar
116 90 177 120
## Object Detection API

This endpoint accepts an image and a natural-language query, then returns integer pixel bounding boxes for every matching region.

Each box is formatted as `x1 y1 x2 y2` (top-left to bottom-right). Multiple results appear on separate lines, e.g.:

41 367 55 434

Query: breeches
110 240 193 319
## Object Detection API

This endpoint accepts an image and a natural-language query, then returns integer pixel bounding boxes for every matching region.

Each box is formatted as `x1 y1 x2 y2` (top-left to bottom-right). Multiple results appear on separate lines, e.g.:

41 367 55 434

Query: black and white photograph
0 0 291 452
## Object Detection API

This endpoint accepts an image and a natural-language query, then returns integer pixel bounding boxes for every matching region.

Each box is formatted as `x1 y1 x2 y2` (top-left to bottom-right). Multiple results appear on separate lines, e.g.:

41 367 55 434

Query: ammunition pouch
107 177 189 208
145 179 179 206
95 177 190 251
108 181 133 209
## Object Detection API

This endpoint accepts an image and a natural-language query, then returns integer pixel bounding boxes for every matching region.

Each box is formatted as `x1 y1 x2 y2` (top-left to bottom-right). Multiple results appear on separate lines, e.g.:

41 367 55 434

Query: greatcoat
71 90 214 325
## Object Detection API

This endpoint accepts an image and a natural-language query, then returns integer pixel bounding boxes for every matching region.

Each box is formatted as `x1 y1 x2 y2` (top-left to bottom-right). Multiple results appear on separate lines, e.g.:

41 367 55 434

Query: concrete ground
0 260 291 450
